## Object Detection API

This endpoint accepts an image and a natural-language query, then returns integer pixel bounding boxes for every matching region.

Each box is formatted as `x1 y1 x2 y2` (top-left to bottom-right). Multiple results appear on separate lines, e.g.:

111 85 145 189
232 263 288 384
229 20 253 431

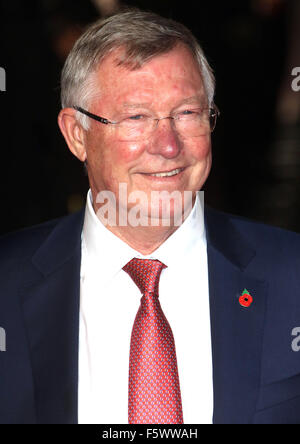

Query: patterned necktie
123 258 184 424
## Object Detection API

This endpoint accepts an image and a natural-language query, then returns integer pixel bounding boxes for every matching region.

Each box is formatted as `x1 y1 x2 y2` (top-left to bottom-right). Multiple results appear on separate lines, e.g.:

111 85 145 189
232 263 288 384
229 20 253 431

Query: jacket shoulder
0 216 69 264
205 205 300 245
205 205 300 274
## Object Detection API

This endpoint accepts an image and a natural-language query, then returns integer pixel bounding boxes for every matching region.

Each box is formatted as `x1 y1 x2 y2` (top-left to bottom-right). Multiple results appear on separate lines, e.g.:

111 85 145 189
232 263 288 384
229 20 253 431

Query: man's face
84 44 212 223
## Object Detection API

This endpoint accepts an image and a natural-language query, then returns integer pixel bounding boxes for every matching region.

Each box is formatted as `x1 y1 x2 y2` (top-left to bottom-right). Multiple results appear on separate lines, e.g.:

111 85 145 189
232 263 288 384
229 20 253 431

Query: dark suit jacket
0 206 300 424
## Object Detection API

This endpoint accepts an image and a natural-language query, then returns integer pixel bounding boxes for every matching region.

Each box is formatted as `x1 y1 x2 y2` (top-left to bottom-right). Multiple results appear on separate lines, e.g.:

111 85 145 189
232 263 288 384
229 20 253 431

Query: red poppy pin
239 289 253 308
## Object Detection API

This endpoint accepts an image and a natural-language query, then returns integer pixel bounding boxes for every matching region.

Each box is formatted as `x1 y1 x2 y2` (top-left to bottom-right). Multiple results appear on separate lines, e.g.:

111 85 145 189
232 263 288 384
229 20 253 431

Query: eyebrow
179 95 205 105
122 95 206 109
122 102 151 109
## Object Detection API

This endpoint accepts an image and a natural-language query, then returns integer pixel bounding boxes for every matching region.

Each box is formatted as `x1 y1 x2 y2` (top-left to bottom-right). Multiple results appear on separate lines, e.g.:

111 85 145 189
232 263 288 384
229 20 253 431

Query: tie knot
123 258 167 295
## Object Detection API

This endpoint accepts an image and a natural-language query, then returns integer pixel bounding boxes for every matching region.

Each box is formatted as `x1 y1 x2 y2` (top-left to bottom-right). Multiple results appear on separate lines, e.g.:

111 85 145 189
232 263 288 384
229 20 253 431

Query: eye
128 114 147 121
180 110 195 115
178 109 201 117
176 109 201 120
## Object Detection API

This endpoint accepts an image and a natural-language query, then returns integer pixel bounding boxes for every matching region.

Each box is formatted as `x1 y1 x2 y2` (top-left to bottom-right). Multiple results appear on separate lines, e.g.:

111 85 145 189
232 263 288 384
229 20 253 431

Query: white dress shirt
78 190 213 424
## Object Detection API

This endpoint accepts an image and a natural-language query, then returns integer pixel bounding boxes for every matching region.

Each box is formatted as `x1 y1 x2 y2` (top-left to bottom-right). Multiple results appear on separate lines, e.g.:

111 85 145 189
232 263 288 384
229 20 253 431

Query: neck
90 187 195 255
99 223 180 255
92 203 194 255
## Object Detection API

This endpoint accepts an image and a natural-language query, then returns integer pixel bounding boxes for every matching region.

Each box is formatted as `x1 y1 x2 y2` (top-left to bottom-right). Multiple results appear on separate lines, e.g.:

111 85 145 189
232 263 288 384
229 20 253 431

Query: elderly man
1 9 300 425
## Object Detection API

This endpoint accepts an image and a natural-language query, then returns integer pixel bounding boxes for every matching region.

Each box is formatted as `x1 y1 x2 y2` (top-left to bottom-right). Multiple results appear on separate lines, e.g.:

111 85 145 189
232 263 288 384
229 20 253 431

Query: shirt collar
149 191 206 267
82 189 205 281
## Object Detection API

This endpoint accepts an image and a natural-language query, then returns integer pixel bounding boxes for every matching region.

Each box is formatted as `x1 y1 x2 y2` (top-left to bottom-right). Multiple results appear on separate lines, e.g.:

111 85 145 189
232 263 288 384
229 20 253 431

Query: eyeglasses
73 104 220 141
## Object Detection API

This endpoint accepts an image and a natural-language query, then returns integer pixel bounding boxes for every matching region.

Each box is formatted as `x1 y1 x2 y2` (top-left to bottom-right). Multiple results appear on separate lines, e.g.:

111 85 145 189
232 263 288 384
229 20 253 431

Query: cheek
188 137 211 162
111 141 145 163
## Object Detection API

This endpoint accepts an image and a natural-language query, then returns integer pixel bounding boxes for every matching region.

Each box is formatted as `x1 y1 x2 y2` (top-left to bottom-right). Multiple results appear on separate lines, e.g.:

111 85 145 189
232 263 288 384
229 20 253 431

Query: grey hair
61 8 216 130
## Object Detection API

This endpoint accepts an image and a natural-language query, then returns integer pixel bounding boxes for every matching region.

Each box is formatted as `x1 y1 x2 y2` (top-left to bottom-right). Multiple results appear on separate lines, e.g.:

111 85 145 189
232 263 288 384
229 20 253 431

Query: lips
142 167 185 178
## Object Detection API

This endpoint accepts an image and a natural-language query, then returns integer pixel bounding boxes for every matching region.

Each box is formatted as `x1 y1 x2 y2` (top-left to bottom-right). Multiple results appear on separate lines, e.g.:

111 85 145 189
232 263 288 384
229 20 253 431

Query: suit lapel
20 210 84 424
205 207 268 424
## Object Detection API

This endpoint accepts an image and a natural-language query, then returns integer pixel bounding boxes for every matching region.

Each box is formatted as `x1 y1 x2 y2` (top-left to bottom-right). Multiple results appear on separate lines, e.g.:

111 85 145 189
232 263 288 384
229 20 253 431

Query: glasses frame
72 104 220 133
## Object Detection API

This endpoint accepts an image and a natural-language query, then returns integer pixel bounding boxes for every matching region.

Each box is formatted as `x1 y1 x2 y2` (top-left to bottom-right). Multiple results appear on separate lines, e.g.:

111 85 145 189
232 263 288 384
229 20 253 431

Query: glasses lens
175 110 211 137
114 108 219 141
116 117 153 141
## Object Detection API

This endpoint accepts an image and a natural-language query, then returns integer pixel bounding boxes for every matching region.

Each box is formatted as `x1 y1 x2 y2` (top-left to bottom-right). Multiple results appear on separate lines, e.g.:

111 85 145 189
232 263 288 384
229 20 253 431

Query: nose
147 118 182 159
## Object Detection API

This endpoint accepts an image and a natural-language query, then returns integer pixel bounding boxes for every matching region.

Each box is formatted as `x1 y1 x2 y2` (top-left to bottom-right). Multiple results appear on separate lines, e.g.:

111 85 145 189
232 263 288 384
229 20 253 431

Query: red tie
123 258 184 424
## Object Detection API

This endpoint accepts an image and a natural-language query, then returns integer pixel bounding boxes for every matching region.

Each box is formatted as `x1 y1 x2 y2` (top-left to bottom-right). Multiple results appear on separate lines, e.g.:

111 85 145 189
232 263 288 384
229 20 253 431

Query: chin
148 195 193 227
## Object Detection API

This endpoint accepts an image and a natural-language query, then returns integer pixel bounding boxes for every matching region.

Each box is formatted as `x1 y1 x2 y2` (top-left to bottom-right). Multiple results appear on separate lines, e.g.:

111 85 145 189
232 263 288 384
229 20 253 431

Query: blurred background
0 0 299 234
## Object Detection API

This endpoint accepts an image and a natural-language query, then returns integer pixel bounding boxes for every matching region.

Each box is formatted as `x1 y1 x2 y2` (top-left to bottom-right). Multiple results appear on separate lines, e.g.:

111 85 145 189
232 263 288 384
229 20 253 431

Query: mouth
141 167 185 178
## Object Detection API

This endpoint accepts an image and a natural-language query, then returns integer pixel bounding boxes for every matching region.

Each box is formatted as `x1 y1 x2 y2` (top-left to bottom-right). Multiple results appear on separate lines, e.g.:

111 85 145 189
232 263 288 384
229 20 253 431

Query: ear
58 108 87 162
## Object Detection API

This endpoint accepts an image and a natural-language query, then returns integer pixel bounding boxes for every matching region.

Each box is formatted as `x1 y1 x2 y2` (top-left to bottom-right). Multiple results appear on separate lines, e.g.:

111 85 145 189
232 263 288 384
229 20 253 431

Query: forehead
91 45 206 108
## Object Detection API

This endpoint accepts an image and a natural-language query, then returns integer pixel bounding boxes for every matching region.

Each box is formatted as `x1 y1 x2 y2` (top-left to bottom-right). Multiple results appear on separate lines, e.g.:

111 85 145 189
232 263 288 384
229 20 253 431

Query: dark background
0 0 299 234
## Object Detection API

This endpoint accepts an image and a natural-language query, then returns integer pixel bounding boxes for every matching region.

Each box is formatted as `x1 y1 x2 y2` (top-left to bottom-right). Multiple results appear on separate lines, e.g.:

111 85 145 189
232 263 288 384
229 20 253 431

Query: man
1 9 300 425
